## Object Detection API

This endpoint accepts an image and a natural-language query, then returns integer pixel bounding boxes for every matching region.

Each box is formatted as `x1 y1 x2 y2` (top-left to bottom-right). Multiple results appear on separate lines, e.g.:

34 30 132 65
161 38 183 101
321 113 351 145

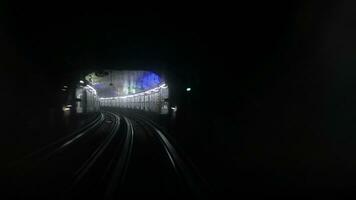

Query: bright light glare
85 85 97 95
66 105 72 107
186 87 191 92
160 83 168 89
80 80 84 84
63 107 70 111
100 82 168 101
120 82 167 98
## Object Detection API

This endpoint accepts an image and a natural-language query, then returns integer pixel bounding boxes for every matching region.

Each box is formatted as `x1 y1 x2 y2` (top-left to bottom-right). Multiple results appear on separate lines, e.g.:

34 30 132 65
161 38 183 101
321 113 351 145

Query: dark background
1 0 356 197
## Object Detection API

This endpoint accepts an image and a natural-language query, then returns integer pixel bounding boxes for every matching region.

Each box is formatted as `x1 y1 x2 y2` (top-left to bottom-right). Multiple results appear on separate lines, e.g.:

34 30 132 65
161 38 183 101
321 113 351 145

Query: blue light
93 83 106 90
137 71 161 90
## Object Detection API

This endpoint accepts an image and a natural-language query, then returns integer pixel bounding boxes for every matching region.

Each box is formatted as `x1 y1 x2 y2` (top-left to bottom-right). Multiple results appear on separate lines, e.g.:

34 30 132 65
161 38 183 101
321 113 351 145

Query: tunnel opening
73 70 170 115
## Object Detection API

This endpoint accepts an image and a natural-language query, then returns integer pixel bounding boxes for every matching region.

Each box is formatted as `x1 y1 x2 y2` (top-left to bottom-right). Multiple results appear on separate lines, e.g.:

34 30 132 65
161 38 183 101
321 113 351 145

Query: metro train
99 83 169 114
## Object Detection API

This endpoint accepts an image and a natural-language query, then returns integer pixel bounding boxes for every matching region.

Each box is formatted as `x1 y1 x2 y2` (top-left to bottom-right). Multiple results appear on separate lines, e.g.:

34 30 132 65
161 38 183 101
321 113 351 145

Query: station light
85 85 97 95
159 83 168 88
79 80 84 84
63 86 68 88
186 87 191 92
62 106 70 111
171 106 177 111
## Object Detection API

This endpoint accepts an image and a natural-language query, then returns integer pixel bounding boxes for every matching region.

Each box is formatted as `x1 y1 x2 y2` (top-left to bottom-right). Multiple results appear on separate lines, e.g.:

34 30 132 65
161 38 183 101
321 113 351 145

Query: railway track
3 109 208 199
5 112 105 168
113 109 209 199
3 111 122 198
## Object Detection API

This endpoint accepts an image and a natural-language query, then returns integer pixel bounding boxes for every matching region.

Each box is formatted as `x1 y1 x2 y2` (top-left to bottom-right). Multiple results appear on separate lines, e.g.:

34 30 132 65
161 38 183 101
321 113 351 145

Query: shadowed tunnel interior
1 1 356 198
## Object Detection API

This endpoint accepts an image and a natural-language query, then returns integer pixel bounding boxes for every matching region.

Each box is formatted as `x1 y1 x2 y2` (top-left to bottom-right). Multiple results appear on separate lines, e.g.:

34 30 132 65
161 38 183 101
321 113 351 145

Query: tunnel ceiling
85 70 163 98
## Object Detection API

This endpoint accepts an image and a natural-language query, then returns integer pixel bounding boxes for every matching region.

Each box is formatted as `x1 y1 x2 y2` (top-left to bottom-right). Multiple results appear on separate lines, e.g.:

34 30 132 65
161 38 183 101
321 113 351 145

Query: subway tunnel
2 1 356 199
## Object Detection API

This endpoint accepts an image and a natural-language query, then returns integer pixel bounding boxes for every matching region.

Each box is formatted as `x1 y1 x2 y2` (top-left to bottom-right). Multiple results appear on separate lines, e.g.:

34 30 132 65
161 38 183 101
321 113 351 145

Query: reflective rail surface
2 109 209 199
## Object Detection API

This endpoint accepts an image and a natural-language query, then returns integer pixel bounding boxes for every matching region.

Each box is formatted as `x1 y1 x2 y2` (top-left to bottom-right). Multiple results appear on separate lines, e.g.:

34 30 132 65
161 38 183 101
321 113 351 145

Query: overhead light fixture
85 85 97 95
160 83 168 88
62 106 70 111
171 106 178 111
186 87 191 92
80 80 84 84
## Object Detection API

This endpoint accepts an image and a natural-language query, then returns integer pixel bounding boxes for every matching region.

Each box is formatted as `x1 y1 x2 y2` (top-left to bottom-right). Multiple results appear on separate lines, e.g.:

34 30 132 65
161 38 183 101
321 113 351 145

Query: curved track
111 109 209 199
3 109 208 199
